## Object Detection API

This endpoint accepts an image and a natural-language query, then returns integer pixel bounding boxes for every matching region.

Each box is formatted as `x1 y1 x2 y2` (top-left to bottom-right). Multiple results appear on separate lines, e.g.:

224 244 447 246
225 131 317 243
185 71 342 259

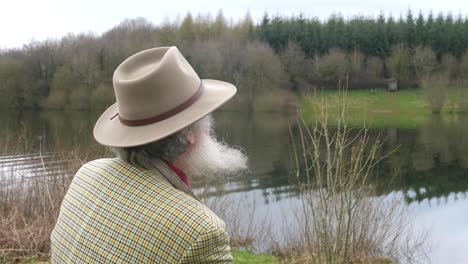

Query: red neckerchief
162 159 191 189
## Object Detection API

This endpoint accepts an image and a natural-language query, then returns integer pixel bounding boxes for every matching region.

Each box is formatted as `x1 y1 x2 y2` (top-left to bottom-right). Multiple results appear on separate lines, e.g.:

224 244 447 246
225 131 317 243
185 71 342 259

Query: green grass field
232 250 280 263
300 88 467 128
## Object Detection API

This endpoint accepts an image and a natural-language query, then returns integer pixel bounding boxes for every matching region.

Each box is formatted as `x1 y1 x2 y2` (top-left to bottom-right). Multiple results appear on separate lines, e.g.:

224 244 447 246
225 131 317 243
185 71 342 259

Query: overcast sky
1 0 467 49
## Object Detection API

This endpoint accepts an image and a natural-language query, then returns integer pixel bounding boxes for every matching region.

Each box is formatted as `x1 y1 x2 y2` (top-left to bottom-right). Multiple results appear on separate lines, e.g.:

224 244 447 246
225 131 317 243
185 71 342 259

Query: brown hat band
115 81 205 127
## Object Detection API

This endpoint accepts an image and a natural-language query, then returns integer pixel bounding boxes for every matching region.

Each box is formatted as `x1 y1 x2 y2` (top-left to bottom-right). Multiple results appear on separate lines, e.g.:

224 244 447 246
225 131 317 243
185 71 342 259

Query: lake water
1 109 468 263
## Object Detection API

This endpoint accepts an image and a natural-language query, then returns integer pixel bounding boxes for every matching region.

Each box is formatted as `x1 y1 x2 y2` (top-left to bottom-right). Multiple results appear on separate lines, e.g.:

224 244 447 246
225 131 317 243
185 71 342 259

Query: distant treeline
1 10 468 110
258 11 468 89
259 11 468 59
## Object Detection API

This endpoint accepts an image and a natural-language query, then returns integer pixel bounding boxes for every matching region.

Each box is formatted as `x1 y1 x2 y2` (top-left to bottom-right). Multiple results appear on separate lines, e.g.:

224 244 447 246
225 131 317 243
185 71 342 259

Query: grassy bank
8 250 279 263
232 250 280 263
300 88 468 128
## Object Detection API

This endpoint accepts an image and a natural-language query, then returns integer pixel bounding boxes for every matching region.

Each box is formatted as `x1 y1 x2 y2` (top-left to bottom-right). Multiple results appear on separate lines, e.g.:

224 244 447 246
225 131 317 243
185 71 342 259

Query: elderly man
50 46 248 263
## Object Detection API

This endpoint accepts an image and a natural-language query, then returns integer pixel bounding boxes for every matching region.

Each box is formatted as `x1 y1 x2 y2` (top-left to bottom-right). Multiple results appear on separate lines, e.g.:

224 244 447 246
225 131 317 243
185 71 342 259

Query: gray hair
110 115 212 169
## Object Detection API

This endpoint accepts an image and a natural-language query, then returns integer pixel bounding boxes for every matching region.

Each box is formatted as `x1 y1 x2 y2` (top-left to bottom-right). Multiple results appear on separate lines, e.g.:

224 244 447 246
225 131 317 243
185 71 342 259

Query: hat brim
93 79 236 147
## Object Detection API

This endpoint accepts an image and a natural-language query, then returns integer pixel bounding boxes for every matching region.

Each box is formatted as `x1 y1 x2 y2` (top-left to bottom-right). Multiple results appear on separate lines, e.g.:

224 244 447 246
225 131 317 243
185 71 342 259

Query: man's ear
186 131 196 145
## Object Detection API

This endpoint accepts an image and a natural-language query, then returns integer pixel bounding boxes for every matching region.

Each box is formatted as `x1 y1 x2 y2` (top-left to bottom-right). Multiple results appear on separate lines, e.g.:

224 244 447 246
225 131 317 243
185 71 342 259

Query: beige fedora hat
93 46 236 147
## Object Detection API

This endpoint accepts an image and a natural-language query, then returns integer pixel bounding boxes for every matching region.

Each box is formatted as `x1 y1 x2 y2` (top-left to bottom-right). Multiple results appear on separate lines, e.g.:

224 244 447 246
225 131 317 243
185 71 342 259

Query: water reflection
212 112 468 205
375 115 468 204
0 110 101 153
3 110 468 205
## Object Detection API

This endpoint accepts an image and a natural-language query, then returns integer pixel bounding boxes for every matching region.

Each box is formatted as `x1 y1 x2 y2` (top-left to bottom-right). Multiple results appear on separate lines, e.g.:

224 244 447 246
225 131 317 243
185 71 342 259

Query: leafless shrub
280 40 314 93
389 45 412 82
285 98 429 263
313 49 349 85
413 46 437 78
363 56 385 82
460 51 468 82
420 72 450 114
348 49 365 78
440 54 457 80
198 183 272 252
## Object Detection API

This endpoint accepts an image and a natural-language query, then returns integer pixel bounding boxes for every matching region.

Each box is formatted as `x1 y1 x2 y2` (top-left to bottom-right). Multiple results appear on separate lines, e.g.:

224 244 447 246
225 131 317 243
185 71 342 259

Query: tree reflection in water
2 110 468 204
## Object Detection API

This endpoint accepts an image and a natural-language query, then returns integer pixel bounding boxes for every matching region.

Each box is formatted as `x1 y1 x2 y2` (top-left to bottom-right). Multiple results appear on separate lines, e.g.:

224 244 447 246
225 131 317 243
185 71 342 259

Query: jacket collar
149 158 199 201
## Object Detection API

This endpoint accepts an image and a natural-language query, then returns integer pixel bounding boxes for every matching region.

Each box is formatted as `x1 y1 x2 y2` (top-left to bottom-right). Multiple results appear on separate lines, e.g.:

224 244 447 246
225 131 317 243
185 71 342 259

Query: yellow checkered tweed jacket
50 158 233 263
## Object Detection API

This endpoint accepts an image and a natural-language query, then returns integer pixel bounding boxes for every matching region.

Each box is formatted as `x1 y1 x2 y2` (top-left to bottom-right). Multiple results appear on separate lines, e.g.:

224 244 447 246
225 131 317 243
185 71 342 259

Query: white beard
179 129 249 179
